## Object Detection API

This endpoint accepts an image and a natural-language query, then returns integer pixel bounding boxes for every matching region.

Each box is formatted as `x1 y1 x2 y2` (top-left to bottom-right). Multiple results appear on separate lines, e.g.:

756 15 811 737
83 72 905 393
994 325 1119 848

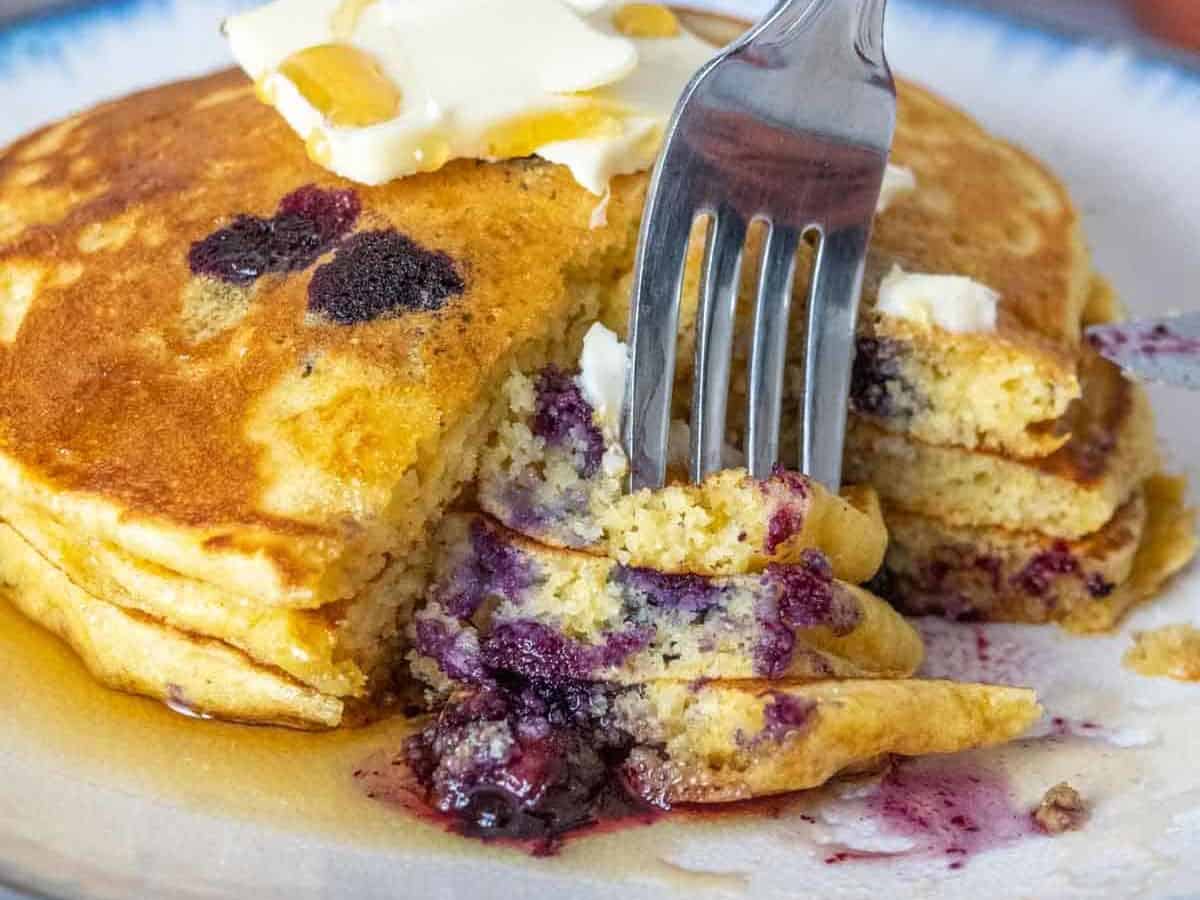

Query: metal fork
622 0 895 491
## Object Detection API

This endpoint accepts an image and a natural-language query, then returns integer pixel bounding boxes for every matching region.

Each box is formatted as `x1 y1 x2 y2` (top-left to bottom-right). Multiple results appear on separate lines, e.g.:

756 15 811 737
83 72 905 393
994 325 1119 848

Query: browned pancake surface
0 70 644 598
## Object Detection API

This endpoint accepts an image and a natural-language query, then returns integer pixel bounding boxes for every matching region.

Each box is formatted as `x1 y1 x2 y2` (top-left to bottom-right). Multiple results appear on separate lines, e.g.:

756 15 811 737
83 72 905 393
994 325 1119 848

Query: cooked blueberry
760 692 817 742
753 619 797 679
413 617 487 684
276 184 361 243
769 550 858 632
613 565 723 615
1086 572 1115 598
403 680 650 851
1012 542 1079 597
532 367 605 478
434 519 534 621
850 336 922 420
307 229 465 324
188 185 360 284
481 620 652 681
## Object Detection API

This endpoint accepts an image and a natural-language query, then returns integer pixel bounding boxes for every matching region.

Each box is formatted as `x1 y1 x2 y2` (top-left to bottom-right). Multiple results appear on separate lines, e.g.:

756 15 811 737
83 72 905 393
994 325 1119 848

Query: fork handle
749 0 888 70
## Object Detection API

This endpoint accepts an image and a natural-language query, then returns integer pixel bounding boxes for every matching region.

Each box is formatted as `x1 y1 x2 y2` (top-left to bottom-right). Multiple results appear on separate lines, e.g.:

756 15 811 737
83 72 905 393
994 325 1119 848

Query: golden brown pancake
0 521 342 728
0 70 646 725
0 50 1185 725
844 351 1159 540
0 70 644 609
606 678 1039 803
881 475 1196 632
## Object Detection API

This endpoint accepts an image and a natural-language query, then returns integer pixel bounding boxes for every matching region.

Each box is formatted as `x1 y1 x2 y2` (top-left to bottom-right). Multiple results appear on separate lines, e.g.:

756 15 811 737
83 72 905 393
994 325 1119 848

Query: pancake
478 363 887 581
880 475 1195 632
881 490 1146 627
0 69 644 612
617 79 1092 461
0 522 341 728
409 514 923 689
0 53 1181 723
615 679 1040 803
409 678 1040 811
843 351 1159 539
0 71 648 724
0 496 432 697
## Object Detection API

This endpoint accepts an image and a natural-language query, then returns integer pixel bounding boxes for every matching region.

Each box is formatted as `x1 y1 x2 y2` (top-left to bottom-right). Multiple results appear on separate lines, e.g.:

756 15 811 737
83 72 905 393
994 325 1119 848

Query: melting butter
875 264 1000 333
279 44 402 128
612 3 681 38
224 0 715 193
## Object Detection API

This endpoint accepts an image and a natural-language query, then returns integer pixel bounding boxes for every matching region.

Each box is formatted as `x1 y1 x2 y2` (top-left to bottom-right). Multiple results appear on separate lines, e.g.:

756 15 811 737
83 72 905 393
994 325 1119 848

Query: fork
621 0 896 491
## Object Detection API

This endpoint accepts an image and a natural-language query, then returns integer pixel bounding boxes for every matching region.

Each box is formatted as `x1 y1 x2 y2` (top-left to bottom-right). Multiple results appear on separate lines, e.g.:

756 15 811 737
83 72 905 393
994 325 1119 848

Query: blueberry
307 229 465 324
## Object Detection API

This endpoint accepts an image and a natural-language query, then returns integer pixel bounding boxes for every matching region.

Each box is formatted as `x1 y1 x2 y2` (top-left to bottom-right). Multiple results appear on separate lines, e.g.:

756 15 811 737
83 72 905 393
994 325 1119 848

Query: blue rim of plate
0 0 1198 89
0 2 1196 900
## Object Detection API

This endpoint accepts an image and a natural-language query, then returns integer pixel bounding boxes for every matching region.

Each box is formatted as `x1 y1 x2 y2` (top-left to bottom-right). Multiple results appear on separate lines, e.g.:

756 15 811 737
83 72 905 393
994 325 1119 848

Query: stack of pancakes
840 87 1195 630
0 71 648 728
628 77 1195 632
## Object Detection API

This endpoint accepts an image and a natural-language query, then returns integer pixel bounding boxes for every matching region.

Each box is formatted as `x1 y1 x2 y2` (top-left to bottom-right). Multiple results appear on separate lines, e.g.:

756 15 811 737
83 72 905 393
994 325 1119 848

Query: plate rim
0 2 1197 900
1 0 1198 89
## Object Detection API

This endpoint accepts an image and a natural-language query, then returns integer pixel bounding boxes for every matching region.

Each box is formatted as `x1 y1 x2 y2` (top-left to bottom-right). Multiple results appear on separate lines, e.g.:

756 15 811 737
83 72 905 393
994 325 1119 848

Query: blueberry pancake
881 475 1197 632
478 332 888 582
409 514 923 690
406 677 1041 827
0 70 648 726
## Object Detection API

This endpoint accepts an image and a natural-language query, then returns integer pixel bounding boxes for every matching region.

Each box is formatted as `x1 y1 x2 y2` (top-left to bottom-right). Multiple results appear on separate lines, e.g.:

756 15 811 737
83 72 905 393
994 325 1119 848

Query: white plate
1 2 1199 898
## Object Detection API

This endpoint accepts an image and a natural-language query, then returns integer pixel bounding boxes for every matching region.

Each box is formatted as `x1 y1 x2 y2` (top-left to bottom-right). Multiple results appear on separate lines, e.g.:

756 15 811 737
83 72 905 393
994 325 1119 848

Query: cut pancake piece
410 515 922 688
845 81 1094 458
879 475 1195 631
638 77 1091 461
844 351 1159 540
849 313 1076 459
478 364 887 581
617 679 1041 803
0 68 646 612
0 523 341 729
408 678 1041 818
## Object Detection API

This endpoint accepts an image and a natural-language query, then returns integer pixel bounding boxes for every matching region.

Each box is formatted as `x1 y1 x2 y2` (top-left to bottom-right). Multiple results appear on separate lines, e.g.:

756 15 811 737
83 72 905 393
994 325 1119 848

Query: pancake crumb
1031 782 1087 834
1124 624 1200 681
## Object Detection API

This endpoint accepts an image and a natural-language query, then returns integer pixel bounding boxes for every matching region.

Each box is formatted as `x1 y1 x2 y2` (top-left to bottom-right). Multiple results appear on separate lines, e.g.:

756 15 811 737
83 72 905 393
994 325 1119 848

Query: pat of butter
577 322 628 439
876 264 999 333
877 164 916 214
224 0 716 194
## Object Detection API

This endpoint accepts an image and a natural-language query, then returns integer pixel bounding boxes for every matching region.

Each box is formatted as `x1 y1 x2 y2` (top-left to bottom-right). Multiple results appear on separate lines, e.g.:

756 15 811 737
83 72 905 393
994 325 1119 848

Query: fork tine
689 206 747 482
746 222 801 479
624 190 698 492
800 222 871 489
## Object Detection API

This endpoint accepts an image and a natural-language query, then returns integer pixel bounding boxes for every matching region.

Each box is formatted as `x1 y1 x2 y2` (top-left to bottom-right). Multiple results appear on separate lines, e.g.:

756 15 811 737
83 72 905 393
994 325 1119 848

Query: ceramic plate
1 2 1199 898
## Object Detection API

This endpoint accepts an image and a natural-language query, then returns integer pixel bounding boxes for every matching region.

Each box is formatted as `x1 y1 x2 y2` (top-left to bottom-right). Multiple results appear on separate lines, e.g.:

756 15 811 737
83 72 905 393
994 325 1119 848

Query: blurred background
0 0 1197 54
10 0 1200 53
